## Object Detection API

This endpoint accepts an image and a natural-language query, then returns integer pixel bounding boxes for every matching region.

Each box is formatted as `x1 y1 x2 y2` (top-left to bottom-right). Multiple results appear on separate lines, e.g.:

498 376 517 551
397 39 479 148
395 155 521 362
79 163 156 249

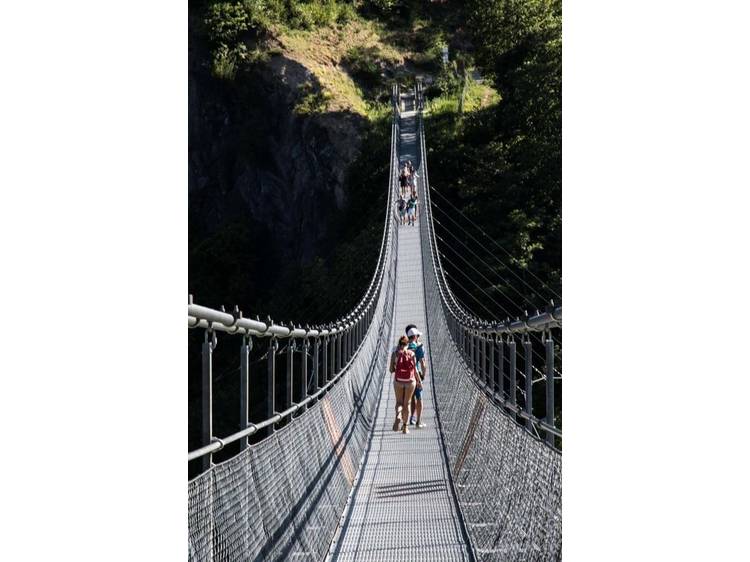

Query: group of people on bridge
397 161 419 226
389 325 427 434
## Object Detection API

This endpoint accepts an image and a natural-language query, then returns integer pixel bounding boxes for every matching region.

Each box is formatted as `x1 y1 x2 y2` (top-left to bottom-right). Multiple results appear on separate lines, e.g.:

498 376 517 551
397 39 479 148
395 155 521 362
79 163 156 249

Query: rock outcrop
189 51 366 268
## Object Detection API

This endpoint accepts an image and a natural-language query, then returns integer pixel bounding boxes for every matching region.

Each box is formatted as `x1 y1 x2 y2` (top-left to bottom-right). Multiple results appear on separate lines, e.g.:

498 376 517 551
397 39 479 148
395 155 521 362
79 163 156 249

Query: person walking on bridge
406 192 418 226
399 167 409 197
405 326 427 427
390 335 419 434
397 193 407 225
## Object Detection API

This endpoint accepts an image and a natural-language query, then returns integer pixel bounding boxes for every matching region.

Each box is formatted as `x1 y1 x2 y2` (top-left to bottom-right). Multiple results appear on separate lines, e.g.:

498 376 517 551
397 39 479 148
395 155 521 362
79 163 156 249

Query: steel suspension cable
430 185 562 301
434 226 536 313
432 215 541 311
438 249 561 367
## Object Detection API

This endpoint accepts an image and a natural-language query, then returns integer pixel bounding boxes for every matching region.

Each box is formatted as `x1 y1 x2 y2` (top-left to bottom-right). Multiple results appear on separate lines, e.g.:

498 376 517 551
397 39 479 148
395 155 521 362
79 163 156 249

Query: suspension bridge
188 84 562 561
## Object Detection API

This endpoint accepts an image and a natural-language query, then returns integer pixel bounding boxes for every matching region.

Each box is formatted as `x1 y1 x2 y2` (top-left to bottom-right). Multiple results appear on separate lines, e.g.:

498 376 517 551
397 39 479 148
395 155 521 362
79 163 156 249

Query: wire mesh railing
187 85 401 562
415 80 562 560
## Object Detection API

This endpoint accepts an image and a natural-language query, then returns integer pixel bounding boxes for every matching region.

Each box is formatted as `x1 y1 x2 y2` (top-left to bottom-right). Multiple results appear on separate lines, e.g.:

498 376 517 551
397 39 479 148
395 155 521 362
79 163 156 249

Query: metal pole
482 335 488 387
338 332 343 372
524 336 533 431
497 335 504 398
469 332 475 375
488 335 495 389
332 331 338 375
240 335 251 451
201 330 215 473
312 336 320 391
266 338 277 437
299 338 308 413
509 336 517 409
476 332 481 374
322 336 328 383
286 338 294 411
545 332 555 446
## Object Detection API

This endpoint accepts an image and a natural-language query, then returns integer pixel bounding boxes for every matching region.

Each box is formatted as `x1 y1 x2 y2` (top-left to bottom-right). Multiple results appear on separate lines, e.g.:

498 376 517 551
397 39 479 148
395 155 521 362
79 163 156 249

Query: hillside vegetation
425 0 562 320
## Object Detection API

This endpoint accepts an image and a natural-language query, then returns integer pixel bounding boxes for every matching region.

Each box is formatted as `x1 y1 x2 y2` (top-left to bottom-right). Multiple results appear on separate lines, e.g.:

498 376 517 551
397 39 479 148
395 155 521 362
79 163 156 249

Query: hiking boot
392 417 401 432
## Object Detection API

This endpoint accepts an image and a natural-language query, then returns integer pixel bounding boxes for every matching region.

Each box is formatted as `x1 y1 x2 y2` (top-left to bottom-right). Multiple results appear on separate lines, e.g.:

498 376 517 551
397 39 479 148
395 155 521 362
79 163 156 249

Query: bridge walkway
326 97 472 562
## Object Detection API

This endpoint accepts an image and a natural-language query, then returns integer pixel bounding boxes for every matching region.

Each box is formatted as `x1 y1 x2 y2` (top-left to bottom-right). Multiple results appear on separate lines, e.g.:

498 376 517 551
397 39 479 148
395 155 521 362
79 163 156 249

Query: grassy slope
278 18 403 116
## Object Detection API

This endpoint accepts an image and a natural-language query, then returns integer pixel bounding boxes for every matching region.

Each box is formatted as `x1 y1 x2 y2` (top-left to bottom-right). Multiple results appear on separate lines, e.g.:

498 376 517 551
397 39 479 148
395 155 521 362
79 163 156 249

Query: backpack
395 349 415 381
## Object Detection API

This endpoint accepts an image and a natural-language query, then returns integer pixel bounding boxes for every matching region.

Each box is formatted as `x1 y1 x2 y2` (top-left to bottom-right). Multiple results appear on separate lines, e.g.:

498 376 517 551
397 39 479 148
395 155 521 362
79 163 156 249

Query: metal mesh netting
417 112 562 561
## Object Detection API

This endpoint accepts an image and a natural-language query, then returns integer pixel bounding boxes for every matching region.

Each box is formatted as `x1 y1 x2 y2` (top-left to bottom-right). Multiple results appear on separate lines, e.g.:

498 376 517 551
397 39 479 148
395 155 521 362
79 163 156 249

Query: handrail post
266 338 277 437
338 331 343 373
488 334 495 389
332 331 338 375
469 332 475 376
509 336 517 410
286 336 294 412
299 337 308 413
497 334 505 398
523 335 533 431
545 331 555 445
322 335 329 384
240 334 251 451
312 336 320 391
482 334 488 388
201 329 215 473
475 331 480 377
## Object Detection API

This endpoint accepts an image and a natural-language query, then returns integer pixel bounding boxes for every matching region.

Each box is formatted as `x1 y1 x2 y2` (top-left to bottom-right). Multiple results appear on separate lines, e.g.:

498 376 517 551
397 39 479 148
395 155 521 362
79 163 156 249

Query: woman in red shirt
389 335 420 434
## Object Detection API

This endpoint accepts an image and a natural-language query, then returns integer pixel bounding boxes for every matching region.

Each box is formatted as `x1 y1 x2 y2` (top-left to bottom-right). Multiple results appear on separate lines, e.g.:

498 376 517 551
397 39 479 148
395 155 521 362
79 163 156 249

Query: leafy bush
342 46 382 89
289 0 348 29
212 44 239 80
367 0 397 11
294 81 333 114
204 2 253 44
435 62 461 96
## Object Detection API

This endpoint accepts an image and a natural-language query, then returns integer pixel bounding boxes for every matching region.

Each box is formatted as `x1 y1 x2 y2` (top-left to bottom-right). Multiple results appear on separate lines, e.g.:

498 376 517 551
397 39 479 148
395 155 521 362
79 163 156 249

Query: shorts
393 378 416 395
398 207 406 217
413 372 424 400
407 207 415 217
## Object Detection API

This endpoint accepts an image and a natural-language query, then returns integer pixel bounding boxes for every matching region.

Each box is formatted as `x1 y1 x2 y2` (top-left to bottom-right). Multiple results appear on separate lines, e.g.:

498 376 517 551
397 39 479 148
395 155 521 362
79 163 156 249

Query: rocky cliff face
188 51 366 269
